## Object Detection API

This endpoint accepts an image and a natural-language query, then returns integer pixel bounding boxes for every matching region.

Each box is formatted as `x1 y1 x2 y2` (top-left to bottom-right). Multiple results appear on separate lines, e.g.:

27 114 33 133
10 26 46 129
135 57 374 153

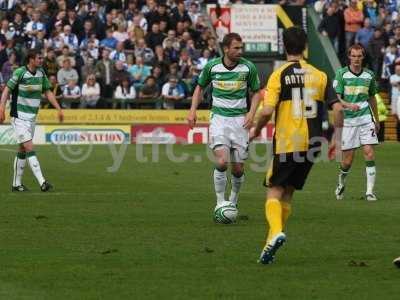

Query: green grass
0 143 399 299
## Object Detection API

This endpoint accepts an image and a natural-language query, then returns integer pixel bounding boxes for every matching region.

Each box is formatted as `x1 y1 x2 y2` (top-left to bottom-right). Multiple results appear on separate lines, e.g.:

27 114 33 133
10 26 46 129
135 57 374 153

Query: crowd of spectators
0 0 220 109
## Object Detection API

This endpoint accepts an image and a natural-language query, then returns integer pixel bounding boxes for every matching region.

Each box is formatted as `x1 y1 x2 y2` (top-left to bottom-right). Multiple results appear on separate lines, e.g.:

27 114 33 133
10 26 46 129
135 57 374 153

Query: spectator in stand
134 38 154 64
188 2 201 25
171 1 191 30
382 44 398 79
363 0 378 28
114 77 136 108
25 9 45 41
112 60 131 89
110 41 127 62
1 51 18 82
163 30 181 51
60 25 79 53
43 48 59 77
62 79 81 109
65 8 82 37
78 20 95 44
57 58 79 89
375 93 388 142
206 37 219 58
80 33 99 52
188 66 200 94
9 12 26 50
130 55 152 90
376 6 391 29
86 40 99 60
104 13 118 33
164 38 179 63
57 45 76 68
81 56 96 83
101 29 118 50
128 14 145 41
393 25 400 47
139 75 159 100
42 74 63 108
81 74 101 108
178 48 193 79
318 3 341 52
95 48 115 101
1 19 14 42
113 23 129 43
367 27 385 77
146 4 169 28
151 65 165 90
390 63 400 141
355 18 373 49
344 0 364 50
197 48 211 71
161 75 185 109
151 44 170 74
186 39 200 61
381 21 393 46
146 22 166 50
0 72 4 93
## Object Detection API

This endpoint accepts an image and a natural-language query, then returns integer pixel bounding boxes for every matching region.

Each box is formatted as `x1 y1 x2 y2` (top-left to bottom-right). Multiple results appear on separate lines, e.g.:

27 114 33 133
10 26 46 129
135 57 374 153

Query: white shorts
11 117 35 144
208 114 249 162
342 122 379 151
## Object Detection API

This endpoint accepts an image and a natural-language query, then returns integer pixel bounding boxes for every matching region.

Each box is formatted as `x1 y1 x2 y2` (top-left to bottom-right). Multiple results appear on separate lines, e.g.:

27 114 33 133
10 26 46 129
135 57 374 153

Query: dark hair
347 43 366 57
26 49 41 63
222 33 242 48
283 27 307 55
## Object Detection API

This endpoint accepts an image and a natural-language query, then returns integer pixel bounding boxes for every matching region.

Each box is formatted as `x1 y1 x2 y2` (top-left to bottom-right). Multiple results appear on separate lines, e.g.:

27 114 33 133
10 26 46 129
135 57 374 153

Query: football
214 202 238 224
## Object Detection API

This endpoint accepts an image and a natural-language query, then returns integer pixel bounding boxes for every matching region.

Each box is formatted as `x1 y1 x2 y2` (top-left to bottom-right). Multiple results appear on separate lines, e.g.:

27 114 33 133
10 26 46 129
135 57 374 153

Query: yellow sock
281 201 292 230
265 198 282 243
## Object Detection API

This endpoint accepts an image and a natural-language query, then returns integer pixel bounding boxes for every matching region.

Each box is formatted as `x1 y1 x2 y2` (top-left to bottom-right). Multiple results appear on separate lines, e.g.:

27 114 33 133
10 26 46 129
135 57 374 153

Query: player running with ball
187 33 261 214
0 49 64 192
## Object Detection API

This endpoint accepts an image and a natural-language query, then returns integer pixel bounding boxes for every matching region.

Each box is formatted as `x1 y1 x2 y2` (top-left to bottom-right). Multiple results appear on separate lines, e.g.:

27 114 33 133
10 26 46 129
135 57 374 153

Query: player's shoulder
362 68 376 78
14 66 27 75
238 57 256 69
335 66 349 76
206 57 222 69
302 61 327 78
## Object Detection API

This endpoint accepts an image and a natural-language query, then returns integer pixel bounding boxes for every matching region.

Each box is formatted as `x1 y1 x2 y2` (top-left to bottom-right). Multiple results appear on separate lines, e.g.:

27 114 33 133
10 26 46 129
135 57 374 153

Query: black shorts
264 152 316 190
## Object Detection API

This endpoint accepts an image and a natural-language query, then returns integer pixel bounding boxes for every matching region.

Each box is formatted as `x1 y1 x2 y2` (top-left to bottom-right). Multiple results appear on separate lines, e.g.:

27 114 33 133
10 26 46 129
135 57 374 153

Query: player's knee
215 162 228 172
364 151 374 161
232 170 244 178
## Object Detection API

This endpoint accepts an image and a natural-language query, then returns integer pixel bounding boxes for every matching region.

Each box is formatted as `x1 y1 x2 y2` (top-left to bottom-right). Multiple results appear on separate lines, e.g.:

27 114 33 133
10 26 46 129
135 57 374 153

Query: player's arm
327 77 344 160
333 70 359 111
187 62 211 128
369 94 379 131
0 86 10 123
187 85 203 128
249 104 274 141
45 90 64 123
244 62 262 129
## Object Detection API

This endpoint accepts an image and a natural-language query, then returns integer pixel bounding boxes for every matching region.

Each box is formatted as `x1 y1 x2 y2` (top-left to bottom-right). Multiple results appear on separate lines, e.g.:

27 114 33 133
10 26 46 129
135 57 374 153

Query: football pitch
0 143 399 299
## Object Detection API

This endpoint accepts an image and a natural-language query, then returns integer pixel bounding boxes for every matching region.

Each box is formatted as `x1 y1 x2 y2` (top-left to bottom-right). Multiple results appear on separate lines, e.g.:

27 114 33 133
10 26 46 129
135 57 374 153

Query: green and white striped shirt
7 66 51 122
198 57 260 117
333 66 378 126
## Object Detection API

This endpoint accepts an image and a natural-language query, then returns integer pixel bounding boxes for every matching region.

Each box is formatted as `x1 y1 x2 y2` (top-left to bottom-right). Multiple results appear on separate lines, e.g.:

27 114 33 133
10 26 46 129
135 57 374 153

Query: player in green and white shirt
187 33 261 212
332 44 379 201
0 49 64 192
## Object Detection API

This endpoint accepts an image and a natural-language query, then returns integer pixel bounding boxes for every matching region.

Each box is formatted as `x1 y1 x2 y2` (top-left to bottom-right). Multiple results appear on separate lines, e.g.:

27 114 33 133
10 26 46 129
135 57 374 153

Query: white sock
338 166 350 186
13 153 26 187
229 173 245 206
27 152 45 186
366 164 376 195
214 169 227 206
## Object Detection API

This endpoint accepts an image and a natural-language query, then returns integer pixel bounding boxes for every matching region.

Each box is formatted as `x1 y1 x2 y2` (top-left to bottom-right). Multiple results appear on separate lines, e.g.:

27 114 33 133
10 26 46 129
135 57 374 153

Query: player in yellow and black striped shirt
250 27 344 265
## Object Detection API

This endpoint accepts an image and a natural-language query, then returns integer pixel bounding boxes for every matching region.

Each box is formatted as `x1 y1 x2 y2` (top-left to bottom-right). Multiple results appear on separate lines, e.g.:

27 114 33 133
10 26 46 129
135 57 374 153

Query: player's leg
22 122 52 191
12 144 27 191
360 122 379 201
362 144 377 200
229 162 244 207
213 146 229 207
336 125 358 200
281 186 295 230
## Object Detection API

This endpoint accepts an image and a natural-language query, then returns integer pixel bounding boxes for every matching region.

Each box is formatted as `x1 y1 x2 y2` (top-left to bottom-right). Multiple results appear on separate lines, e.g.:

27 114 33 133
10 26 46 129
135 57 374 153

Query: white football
214 202 238 224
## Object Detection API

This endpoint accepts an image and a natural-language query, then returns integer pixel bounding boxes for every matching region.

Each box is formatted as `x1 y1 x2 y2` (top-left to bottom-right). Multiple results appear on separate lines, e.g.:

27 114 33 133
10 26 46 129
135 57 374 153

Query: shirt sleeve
333 70 344 96
369 73 378 96
264 70 281 108
6 68 24 91
325 77 339 109
197 61 212 88
42 74 51 92
248 61 260 92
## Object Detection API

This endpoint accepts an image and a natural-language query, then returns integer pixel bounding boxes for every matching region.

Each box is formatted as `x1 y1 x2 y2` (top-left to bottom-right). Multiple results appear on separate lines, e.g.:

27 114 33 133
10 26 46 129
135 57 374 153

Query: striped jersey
7 66 50 122
333 66 378 126
197 57 260 117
